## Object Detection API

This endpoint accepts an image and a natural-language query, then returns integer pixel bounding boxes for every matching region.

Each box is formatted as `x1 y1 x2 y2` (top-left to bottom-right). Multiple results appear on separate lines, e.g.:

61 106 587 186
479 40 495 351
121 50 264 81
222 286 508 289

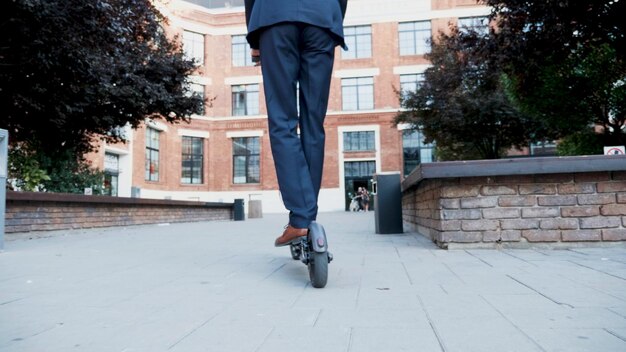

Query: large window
344 161 376 178
344 131 375 151
399 21 431 56
145 127 160 181
342 77 374 111
342 25 372 59
181 136 204 184
399 73 425 98
233 137 260 184
232 35 254 67
402 129 435 177
458 16 489 35
232 84 259 116
183 30 205 65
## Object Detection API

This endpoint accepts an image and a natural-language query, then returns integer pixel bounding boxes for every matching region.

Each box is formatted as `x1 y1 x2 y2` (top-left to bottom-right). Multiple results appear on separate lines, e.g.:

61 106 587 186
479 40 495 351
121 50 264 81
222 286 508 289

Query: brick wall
401 157 626 248
5 191 234 234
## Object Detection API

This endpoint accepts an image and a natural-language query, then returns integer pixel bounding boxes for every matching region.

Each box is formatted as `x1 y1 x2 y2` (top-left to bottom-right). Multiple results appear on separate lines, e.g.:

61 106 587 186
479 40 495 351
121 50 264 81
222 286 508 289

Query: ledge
7 191 233 208
402 155 626 192
5 191 235 234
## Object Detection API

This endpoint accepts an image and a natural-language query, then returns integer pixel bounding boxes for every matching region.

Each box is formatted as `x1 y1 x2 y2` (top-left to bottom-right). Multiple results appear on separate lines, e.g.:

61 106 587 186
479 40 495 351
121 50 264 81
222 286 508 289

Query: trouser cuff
289 215 311 229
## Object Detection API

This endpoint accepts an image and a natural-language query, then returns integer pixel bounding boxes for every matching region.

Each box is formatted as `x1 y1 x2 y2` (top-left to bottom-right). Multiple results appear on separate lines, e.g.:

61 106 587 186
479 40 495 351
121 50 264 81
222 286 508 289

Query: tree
556 130 604 156
396 27 534 160
0 0 204 157
486 0 626 147
7 146 50 192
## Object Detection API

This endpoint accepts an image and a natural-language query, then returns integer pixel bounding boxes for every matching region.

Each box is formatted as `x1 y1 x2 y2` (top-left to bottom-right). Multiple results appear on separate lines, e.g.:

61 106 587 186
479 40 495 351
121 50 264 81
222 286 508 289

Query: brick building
89 0 491 213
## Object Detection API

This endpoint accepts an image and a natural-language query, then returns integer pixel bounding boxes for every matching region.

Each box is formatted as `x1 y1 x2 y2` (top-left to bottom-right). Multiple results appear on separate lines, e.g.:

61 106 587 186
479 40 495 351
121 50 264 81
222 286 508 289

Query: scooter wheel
308 252 328 288
290 244 301 260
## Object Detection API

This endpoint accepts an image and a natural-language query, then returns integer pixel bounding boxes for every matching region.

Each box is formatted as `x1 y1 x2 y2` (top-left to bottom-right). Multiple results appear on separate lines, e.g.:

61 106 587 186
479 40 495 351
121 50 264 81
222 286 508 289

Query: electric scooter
289 221 333 288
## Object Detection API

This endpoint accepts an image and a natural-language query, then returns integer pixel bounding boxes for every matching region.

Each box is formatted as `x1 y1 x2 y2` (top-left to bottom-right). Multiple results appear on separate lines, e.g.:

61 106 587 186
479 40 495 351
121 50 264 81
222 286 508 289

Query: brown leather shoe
275 225 308 247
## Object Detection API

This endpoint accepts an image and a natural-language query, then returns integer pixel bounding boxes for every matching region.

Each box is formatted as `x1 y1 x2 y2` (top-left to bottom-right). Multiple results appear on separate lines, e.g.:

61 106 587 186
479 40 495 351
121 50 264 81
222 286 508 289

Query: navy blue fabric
245 0 346 49
259 23 336 228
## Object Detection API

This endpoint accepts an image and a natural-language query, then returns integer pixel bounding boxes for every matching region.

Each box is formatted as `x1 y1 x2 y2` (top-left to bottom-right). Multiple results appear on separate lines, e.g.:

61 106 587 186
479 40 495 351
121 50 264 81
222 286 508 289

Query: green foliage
396 27 534 160
556 131 605 157
433 143 488 162
8 146 51 192
408 0 626 157
38 151 105 195
0 0 204 156
486 0 626 146
8 145 104 194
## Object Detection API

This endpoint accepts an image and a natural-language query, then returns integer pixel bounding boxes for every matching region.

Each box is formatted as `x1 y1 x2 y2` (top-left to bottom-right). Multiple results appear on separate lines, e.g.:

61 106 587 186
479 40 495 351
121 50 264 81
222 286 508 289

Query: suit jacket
244 0 347 49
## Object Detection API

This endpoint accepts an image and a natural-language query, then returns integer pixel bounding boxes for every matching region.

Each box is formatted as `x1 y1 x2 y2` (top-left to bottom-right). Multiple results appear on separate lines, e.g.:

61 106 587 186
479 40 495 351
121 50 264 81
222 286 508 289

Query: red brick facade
89 0 490 213
5 191 233 234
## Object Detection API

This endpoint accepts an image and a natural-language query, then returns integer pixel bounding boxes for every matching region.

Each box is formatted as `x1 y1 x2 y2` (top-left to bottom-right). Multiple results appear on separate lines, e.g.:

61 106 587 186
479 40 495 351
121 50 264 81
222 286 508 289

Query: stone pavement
0 211 625 352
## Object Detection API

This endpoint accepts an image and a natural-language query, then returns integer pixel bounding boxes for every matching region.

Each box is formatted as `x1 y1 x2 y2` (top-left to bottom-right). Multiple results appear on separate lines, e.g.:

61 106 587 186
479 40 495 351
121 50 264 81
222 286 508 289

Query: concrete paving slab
506 271 625 308
315 307 432 329
1 211 626 352
168 324 274 352
605 327 626 342
348 327 442 352
522 328 626 352
255 326 351 352
483 294 626 329
355 288 423 310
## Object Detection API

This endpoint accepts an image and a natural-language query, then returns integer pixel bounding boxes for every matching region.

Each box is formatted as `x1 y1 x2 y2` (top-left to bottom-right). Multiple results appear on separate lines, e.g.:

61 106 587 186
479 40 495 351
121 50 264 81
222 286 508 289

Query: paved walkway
1 211 625 352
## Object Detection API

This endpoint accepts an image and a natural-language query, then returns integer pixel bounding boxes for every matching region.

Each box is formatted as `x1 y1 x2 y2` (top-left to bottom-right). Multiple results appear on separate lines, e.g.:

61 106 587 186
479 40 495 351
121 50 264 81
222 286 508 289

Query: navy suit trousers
259 23 336 228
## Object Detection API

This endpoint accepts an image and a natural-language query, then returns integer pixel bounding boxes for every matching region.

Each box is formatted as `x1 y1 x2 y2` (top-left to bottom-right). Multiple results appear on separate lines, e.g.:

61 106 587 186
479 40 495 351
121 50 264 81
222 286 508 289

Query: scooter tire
308 252 328 288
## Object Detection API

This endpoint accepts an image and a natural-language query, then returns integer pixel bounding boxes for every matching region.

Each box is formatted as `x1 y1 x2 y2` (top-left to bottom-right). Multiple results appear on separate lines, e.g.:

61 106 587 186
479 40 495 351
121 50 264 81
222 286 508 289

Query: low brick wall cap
402 155 626 191
7 191 234 208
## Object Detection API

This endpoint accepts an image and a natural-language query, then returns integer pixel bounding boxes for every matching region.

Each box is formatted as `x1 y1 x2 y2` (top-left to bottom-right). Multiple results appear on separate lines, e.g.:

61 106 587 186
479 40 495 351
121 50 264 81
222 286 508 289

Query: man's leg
298 25 337 220
259 23 317 229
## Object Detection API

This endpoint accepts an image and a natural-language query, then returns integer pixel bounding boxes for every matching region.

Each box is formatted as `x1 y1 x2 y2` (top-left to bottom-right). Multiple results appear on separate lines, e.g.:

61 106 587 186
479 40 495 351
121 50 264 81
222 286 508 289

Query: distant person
361 188 370 211
244 0 348 246
356 187 364 211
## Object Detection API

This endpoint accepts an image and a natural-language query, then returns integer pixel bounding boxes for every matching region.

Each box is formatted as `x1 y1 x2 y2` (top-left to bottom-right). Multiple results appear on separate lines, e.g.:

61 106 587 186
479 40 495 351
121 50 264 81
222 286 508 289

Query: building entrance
103 153 119 196
344 161 375 211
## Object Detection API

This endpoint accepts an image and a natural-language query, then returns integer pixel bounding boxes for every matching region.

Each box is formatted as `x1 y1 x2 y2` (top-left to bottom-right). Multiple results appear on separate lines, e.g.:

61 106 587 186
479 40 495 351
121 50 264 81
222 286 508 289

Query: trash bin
248 194 263 219
373 172 403 234
131 186 141 198
233 198 245 221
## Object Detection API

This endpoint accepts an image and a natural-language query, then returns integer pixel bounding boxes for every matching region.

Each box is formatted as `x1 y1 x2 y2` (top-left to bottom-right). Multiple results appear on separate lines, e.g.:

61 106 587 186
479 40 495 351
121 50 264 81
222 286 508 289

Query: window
232 137 260 184
232 35 254 67
183 30 205 65
189 83 205 115
232 84 259 116
530 141 557 156
103 153 119 196
402 129 435 177
343 25 372 59
344 131 375 151
399 73 425 98
344 161 376 178
458 17 489 35
342 77 374 111
399 21 431 56
181 136 204 184
145 127 160 181
187 0 245 9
